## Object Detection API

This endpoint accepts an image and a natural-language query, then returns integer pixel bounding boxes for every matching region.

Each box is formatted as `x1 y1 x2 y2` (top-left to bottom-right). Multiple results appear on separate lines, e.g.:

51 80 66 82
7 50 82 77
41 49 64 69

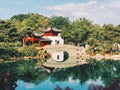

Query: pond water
0 60 120 90
16 78 88 90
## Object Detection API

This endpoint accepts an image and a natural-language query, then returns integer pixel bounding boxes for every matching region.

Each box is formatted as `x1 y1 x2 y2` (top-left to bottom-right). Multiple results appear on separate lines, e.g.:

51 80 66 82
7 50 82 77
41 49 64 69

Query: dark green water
0 60 120 90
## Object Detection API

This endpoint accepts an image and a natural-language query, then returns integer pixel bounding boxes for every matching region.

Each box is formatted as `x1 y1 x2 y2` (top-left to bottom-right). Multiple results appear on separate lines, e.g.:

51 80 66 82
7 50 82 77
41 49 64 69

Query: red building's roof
25 31 44 37
42 27 61 33
24 28 61 38
33 31 44 37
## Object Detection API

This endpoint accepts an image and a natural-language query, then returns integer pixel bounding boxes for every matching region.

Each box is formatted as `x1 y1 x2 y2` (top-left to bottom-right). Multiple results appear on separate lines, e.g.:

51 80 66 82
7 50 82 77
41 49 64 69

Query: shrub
20 46 37 57
0 43 20 60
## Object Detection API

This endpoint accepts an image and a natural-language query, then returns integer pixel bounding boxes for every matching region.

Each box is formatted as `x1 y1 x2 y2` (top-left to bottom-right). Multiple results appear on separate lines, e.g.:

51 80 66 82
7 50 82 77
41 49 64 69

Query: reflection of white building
52 51 64 61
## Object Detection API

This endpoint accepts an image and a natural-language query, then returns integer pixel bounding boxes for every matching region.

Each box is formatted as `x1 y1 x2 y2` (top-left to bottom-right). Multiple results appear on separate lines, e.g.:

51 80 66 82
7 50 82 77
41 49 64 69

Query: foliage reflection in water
0 59 120 90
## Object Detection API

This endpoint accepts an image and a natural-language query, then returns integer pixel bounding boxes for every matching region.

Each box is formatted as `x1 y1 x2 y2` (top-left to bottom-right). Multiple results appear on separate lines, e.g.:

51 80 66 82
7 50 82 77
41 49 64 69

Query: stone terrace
43 45 88 68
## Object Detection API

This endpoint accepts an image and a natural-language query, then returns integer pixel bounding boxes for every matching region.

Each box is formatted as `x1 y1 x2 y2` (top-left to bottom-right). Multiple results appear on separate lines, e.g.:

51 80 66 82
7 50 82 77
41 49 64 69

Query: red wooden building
42 27 61 36
23 28 63 47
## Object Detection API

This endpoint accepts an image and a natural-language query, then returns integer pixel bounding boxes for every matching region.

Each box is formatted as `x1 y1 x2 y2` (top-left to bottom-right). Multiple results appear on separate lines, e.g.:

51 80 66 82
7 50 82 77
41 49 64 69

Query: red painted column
32 39 34 46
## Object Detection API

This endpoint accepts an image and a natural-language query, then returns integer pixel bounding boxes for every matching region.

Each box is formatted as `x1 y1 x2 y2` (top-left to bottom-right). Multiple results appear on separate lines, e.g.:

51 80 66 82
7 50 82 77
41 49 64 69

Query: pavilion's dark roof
41 27 61 33
40 38 52 41
33 31 44 37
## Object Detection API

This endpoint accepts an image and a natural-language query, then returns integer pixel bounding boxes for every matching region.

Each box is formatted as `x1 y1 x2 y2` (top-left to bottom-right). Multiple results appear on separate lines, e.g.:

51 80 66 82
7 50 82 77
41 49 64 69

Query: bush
20 46 37 57
0 43 21 60
86 58 97 64
0 55 9 60
37 49 51 60
0 42 22 47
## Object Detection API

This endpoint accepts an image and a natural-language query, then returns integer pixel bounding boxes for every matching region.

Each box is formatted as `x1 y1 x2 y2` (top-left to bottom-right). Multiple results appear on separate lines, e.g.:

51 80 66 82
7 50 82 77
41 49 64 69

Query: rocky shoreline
90 54 120 61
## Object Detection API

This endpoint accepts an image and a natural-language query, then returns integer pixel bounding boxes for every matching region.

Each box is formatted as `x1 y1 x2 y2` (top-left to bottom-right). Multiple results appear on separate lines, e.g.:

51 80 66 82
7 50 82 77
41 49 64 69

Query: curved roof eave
42 27 61 32
33 32 44 37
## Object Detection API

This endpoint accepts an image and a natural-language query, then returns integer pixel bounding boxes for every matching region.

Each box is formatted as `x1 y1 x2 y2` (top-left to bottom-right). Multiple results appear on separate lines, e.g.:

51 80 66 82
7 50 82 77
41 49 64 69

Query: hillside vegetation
0 13 120 59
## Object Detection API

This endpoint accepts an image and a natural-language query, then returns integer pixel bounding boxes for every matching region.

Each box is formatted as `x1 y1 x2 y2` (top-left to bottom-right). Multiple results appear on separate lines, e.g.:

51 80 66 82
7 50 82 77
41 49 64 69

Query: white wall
43 36 64 45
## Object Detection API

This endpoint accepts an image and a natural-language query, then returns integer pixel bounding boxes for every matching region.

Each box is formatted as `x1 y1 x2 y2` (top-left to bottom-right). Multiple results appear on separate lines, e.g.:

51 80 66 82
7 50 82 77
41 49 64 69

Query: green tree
61 23 73 44
50 16 70 29
0 20 19 42
62 17 93 46
10 13 50 42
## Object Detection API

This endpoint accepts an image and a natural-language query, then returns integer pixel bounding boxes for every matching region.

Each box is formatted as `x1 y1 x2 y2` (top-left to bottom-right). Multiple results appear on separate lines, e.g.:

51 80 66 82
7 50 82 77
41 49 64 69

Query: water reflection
0 72 17 90
104 79 120 90
54 85 62 90
88 79 120 90
88 83 104 90
54 85 74 90
0 60 120 90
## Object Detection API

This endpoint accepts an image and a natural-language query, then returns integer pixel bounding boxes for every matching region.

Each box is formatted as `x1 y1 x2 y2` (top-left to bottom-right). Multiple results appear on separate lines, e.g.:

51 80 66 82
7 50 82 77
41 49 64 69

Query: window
55 40 59 44
57 55 59 60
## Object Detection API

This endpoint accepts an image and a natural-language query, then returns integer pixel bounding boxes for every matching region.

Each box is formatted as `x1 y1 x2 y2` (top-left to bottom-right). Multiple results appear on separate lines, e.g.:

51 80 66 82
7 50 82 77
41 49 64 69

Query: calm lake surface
0 60 120 90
